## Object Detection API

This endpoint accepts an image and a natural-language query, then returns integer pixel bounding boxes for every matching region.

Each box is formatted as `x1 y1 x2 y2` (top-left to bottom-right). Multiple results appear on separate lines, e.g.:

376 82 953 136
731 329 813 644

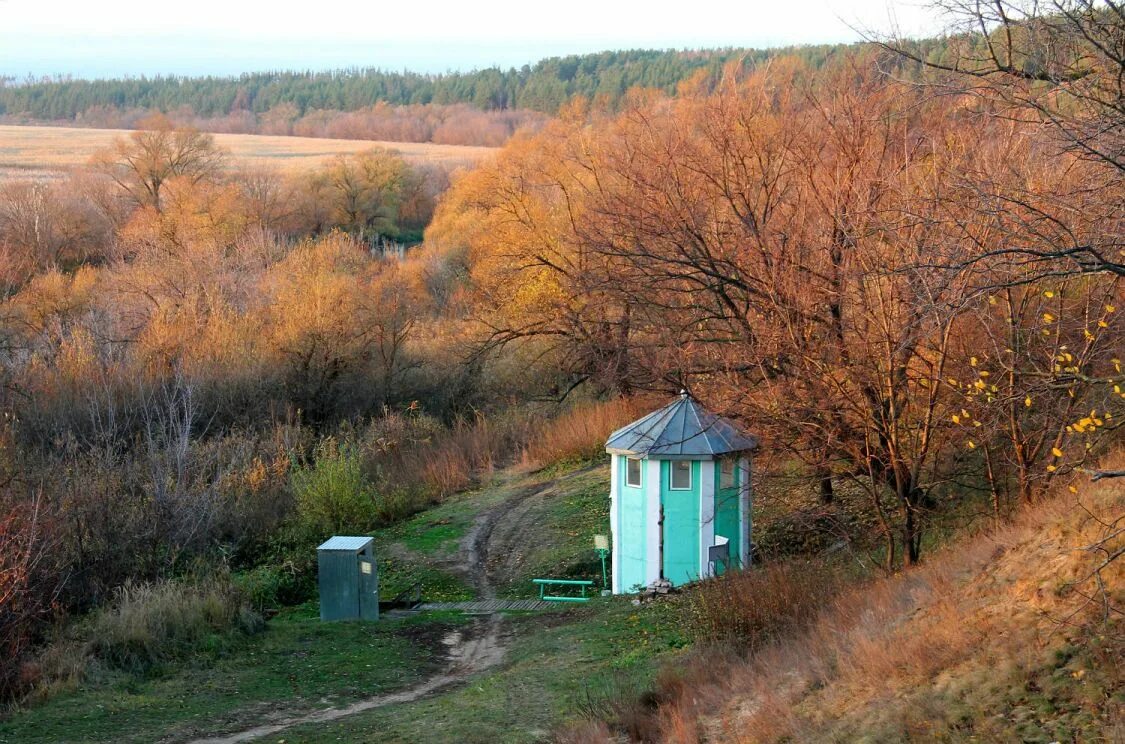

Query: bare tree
91 114 226 211
141 372 218 562
880 0 1125 277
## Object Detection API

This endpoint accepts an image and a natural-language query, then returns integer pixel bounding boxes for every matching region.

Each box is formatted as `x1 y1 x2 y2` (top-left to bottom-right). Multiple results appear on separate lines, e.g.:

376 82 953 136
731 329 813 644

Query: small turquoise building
605 392 757 593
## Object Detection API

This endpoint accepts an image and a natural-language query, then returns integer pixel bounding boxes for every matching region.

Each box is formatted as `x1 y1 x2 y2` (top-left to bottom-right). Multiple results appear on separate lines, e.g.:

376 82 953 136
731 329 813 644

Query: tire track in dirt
183 477 551 744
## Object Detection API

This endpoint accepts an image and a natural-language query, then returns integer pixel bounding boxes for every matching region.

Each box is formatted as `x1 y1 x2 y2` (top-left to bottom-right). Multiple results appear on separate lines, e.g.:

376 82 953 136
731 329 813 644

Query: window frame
719 457 736 489
669 460 693 491
625 457 643 488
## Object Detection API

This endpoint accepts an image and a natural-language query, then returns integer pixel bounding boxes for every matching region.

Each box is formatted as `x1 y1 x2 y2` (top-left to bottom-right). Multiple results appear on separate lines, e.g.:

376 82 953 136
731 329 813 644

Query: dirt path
185 476 548 744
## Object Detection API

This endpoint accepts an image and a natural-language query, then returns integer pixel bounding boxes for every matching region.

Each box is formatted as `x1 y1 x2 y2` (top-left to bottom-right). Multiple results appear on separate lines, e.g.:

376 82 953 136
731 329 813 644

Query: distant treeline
0 45 910 121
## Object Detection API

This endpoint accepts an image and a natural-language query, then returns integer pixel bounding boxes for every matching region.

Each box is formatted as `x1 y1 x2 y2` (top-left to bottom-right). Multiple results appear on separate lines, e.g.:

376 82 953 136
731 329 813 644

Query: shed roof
317 535 374 551
605 392 757 459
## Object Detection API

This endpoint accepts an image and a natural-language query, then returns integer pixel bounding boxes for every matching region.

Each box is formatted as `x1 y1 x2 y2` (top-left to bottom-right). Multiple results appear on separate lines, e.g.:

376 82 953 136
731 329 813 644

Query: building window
626 457 642 487
720 457 735 489
670 460 692 490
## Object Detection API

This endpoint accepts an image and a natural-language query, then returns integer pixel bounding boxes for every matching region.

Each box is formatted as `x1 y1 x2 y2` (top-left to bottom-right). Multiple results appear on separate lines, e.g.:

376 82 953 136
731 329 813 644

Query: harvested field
0 125 495 181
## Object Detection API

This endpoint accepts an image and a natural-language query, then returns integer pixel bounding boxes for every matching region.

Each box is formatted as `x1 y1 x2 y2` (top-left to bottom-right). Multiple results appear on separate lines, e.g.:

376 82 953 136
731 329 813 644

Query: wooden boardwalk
417 599 556 612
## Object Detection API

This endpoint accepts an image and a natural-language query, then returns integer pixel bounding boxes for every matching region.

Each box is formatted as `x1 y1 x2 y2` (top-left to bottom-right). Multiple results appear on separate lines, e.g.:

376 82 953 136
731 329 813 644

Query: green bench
532 578 595 602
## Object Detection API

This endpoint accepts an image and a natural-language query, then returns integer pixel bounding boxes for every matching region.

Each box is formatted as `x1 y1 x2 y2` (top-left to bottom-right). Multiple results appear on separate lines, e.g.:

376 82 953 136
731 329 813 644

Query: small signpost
594 534 610 590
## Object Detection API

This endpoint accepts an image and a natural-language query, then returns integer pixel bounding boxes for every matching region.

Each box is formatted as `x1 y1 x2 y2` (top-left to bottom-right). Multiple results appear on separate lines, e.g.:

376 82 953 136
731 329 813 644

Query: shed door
358 557 379 620
319 552 358 621
661 461 700 585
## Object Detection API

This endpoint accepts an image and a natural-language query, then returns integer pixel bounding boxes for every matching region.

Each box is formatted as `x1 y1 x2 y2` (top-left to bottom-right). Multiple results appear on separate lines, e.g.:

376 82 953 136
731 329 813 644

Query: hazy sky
0 0 948 78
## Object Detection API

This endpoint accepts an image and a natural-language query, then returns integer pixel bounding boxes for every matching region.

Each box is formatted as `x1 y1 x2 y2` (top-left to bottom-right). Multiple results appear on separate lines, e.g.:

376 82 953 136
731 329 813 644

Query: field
0 125 496 181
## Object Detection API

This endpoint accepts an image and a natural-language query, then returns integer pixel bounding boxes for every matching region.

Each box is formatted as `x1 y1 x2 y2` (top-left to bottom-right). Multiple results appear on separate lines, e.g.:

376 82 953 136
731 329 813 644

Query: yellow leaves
952 414 961 424
1043 290 1055 298
1025 396 1033 407
1098 320 1109 328
988 295 997 305
1051 447 1064 458
970 356 978 367
1068 485 1078 494
978 370 990 377
1046 465 1057 472
1071 412 1105 433
1107 304 1116 313
1042 312 1055 323
966 440 976 449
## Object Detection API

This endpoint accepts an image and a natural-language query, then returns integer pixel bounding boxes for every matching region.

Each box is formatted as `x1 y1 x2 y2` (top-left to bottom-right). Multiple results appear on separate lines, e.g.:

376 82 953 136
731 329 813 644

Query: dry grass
0 125 495 180
592 450 1124 743
525 397 652 466
683 561 845 646
90 578 262 673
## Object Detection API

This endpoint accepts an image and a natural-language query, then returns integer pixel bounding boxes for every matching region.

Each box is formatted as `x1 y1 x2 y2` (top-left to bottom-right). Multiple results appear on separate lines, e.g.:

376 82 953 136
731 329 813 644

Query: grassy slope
0 606 465 744
694 454 1125 743
0 463 632 743
281 598 689 744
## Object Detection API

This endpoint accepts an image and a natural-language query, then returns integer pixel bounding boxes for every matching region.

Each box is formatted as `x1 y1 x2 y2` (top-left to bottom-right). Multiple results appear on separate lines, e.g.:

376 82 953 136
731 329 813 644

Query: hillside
567 454 1124 742
0 463 691 744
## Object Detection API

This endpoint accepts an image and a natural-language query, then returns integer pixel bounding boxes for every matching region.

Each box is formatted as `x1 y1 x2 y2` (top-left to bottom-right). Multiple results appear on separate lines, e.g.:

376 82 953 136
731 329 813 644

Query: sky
0 0 949 79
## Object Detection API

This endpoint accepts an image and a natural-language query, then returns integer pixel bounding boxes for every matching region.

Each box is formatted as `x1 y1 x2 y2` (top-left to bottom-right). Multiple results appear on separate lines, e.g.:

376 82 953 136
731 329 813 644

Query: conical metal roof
605 392 758 459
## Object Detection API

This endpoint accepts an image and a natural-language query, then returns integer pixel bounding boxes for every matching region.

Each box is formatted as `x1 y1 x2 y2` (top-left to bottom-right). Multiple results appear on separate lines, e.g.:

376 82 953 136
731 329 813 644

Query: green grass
0 605 465 744
0 463 633 743
279 596 690 743
379 555 474 603
497 466 611 597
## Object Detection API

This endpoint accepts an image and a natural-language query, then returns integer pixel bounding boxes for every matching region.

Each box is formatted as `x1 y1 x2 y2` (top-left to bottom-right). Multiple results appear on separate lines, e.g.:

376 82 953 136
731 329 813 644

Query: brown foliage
683 561 846 645
0 497 59 701
430 54 1123 567
525 397 652 466
90 114 226 210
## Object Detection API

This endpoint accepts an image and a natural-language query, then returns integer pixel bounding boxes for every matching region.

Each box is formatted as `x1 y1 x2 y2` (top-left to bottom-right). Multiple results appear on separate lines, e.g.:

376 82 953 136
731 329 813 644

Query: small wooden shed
317 536 379 621
605 392 757 593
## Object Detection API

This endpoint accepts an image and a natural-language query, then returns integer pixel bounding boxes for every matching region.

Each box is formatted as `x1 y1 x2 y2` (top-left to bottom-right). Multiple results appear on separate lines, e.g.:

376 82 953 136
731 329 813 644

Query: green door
661 460 700 585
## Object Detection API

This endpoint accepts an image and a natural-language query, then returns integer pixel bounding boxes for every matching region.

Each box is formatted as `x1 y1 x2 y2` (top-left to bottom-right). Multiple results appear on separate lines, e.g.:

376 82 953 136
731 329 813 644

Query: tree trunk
817 469 834 505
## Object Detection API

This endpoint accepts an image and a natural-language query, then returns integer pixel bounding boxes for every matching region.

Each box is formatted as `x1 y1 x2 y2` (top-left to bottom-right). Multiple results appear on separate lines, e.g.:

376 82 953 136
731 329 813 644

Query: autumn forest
0 2 1122 741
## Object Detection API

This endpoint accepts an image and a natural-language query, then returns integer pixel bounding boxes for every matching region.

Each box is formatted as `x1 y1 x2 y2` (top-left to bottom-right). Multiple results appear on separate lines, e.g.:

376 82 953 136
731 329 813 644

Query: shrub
90 577 262 672
0 498 59 702
683 560 845 645
292 440 379 535
233 565 291 613
526 398 648 466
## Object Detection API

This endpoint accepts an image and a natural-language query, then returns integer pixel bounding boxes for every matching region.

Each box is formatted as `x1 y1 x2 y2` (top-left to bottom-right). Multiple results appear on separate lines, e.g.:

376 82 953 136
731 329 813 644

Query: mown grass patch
279 596 690 743
497 466 611 598
0 605 465 744
379 555 474 603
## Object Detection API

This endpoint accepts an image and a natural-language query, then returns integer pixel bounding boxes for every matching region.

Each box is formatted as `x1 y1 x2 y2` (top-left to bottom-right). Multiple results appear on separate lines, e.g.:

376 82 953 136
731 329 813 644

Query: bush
233 565 291 613
292 440 379 535
90 577 262 672
526 398 648 466
683 560 845 645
